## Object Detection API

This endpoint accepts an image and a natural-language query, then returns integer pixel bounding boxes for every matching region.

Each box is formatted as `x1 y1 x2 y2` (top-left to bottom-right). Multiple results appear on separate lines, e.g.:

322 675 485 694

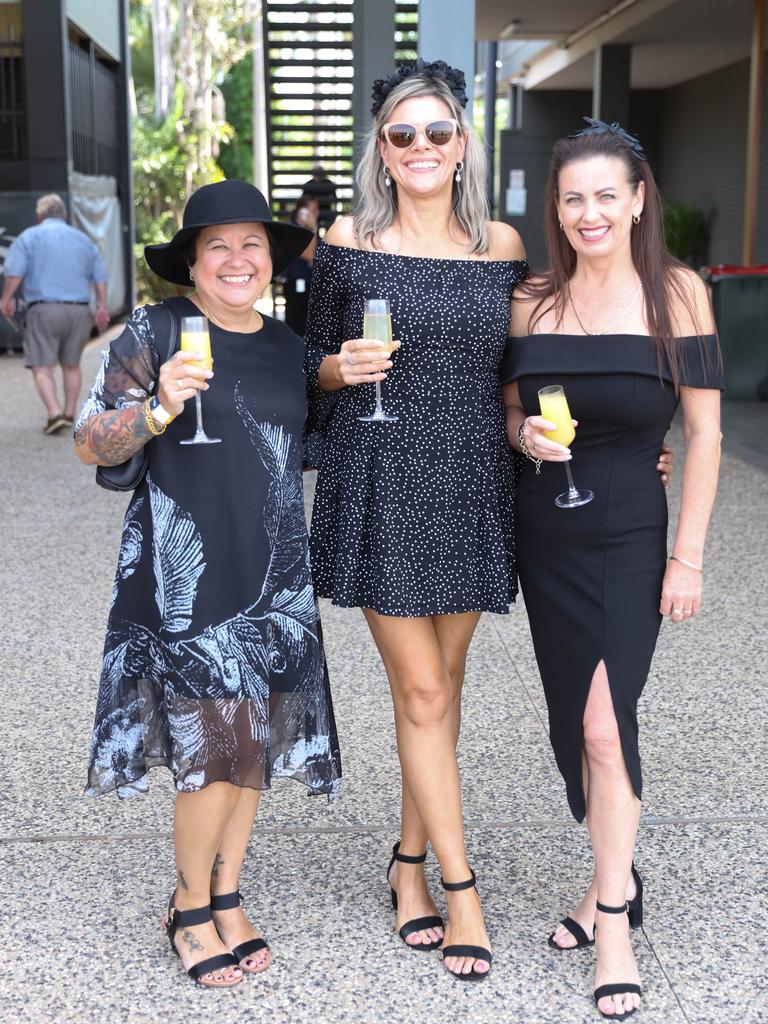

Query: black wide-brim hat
144 179 313 286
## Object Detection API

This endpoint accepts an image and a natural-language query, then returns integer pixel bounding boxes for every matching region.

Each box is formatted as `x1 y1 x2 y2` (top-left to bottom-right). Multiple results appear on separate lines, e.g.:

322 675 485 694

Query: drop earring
189 268 195 283
559 221 564 231
455 160 464 184
384 166 391 188
632 213 641 224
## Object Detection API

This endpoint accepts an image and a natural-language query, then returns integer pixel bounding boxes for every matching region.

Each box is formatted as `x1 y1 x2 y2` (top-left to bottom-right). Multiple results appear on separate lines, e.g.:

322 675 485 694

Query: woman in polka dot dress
304 62 527 982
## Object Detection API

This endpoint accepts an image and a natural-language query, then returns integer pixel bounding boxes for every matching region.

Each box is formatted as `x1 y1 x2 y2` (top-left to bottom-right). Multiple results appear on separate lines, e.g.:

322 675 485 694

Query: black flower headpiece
569 117 647 161
371 59 468 118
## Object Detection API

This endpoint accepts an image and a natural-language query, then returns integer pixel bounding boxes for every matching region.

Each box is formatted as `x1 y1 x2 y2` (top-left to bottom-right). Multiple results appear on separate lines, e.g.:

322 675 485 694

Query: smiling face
378 93 466 200
556 155 644 260
191 222 273 311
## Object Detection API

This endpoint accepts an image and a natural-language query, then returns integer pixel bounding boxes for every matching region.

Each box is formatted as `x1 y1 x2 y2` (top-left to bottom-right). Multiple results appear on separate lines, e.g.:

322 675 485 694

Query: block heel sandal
440 870 492 982
165 895 242 988
211 890 270 972
386 841 444 951
593 901 642 1021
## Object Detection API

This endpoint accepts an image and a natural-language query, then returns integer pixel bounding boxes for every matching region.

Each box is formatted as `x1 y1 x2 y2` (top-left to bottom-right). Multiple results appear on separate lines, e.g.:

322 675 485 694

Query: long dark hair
521 128 710 389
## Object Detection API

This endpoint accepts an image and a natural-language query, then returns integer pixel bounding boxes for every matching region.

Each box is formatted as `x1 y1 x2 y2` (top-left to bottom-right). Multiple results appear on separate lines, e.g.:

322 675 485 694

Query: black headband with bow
371 59 468 118
569 117 647 161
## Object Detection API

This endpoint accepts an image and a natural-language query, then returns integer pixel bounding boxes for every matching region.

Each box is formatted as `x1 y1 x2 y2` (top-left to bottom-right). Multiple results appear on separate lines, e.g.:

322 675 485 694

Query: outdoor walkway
1 340 766 1024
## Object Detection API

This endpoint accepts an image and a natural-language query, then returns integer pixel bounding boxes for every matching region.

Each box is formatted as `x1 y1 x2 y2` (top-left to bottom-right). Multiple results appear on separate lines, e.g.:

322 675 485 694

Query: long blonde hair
353 75 490 254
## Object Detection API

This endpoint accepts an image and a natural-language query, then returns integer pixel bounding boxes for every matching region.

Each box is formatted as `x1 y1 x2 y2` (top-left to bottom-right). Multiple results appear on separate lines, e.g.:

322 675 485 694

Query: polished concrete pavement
0 341 765 1024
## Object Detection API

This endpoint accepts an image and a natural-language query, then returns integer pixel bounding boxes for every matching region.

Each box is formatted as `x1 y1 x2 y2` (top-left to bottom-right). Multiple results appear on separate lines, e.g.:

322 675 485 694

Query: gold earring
632 214 641 225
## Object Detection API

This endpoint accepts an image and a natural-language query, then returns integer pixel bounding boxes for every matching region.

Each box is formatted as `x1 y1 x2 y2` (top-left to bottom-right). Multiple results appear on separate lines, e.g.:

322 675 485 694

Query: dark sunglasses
381 119 460 149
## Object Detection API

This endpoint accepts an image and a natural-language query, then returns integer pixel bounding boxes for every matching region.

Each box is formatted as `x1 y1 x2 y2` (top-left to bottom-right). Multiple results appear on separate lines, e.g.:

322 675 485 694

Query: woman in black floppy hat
75 180 342 988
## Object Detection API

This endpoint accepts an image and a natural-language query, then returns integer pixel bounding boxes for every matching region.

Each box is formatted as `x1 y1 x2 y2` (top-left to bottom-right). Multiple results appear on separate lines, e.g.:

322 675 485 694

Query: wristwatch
149 395 174 425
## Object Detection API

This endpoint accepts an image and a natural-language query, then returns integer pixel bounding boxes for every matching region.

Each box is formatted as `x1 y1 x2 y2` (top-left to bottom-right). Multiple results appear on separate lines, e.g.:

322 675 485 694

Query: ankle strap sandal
386 841 444 952
210 890 270 965
165 897 241 987
593 901 642 1020
440 871 492 981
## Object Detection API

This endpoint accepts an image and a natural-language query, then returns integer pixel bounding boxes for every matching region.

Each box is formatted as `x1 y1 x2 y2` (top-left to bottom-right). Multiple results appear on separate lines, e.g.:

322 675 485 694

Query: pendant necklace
568 279 643 336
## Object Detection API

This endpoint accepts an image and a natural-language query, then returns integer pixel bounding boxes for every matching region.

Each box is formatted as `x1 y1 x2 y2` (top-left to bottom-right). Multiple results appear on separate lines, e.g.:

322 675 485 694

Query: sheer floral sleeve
75 305 159 431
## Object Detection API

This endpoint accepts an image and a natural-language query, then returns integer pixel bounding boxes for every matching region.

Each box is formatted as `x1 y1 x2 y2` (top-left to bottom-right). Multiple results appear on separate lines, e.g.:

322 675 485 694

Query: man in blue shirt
1 193 109 434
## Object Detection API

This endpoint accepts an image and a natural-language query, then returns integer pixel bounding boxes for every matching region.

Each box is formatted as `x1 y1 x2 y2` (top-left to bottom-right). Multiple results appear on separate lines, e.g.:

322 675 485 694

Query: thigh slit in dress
503 333 722 821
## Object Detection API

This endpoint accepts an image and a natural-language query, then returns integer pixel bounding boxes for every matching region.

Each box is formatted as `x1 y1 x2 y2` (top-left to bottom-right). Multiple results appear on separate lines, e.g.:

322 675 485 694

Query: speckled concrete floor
0 341 765 1024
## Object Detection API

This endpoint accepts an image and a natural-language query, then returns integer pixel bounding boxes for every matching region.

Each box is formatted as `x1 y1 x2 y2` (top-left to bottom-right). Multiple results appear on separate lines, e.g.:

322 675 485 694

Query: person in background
283 194 319 336
301 164 338 230
1 193 109 435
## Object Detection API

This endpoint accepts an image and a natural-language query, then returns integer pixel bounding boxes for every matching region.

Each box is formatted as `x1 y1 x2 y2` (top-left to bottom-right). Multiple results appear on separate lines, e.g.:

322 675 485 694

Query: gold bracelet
669 554 703 573
143 398 167 436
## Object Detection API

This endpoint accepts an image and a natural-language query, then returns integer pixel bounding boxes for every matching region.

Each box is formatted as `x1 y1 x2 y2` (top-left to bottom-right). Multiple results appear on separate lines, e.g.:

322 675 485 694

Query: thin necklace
568 279 642 336
194 294 262 332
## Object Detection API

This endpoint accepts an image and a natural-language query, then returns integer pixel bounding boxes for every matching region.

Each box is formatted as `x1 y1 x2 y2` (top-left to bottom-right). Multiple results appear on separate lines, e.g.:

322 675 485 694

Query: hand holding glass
538 385 593 508
179 316 221 445
359 298 398 423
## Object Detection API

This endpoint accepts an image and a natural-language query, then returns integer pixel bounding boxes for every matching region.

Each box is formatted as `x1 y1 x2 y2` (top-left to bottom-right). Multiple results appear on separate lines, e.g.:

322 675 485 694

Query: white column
418 0 475 107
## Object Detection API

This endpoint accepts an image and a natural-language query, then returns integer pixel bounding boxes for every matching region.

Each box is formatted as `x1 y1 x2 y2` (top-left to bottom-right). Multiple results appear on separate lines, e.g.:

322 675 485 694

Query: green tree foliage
130 0 253 299
219 53 254 183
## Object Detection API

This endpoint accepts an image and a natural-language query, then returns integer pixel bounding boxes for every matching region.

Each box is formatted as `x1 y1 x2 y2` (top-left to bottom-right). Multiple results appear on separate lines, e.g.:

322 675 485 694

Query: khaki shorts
24 302 93 368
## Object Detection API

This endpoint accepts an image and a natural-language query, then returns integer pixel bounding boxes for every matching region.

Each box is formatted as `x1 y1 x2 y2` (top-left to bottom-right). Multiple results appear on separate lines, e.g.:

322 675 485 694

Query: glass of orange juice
179 316 221 446
538 385 593 508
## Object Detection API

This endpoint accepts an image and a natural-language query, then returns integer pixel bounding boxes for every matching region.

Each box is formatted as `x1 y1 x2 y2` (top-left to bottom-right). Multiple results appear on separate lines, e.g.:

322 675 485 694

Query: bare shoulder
668 266 715 335
487 220 526 261
324 215 359 249
509 275 545 337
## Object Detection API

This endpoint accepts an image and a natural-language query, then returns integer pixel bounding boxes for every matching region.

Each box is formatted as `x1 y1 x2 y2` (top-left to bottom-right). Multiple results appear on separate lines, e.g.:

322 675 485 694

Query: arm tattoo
181 928 204 952
211 853 224 878
178 869 189 891
74 405 153 466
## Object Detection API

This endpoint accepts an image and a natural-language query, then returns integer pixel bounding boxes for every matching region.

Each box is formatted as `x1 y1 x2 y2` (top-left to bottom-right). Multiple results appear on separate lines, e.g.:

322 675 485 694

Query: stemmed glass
538 385 593 508
359 298 398 423
179 315 221 445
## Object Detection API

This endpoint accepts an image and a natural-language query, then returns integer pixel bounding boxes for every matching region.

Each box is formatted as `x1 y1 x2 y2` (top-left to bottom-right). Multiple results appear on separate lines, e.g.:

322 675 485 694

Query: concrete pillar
592 44 631 126
352 0 396 160
418 0 476 108
22 0 70 190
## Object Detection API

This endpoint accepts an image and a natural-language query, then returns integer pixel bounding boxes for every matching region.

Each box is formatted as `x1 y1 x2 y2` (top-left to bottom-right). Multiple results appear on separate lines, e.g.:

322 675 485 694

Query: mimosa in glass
359 298 398 423
179 315 221 445
538 385 593 508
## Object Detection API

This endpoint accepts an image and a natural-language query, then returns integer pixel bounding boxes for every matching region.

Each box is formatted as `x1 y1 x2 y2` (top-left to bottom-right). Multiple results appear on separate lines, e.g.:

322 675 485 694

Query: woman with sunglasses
303 60 527 981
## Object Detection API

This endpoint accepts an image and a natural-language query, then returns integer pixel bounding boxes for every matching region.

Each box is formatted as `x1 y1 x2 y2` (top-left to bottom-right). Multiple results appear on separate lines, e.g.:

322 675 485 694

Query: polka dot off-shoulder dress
304 242 529 617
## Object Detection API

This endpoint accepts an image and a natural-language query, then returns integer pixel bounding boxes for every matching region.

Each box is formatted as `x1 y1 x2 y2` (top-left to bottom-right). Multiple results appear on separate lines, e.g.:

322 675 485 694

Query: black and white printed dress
305 242 529 616
79 297 341 799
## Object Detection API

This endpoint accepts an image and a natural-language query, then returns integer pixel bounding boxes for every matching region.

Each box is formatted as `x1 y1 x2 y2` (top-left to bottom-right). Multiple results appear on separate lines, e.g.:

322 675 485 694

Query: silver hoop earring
632 213 641 225
559 221 564 231
384 166 391 188
455 160 464 184
188 268 195 282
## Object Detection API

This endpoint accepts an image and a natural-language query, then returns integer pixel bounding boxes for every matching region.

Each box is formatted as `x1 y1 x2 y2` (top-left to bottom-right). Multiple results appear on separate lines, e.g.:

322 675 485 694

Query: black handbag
95 303 179 492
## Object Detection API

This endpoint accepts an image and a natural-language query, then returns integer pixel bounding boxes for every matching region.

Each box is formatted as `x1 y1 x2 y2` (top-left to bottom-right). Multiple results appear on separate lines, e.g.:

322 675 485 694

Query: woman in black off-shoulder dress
305 61 528 981
503 123 722 1021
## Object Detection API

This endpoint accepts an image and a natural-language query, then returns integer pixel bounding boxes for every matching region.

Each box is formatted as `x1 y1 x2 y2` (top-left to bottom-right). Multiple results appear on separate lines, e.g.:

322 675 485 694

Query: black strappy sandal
165 895 242 988
386 842 444 951
440 870 492 982
549 864 643 950
593 901 642 1021
211 890 270 973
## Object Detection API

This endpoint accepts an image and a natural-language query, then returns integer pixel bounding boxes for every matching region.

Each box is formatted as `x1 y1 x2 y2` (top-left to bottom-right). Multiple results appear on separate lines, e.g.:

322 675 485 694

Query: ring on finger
346 352 354 365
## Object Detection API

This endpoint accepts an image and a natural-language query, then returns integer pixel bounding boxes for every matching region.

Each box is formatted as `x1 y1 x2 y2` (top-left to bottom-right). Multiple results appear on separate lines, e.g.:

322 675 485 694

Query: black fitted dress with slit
502 333 722 821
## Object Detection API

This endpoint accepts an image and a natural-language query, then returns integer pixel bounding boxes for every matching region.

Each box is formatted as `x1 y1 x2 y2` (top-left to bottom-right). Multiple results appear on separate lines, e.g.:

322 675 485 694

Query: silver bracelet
669 554 703 573
517 420 542 475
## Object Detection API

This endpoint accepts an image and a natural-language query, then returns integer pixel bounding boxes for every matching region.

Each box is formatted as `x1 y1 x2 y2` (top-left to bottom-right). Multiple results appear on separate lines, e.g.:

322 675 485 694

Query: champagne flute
538 385 593 508
359 298 398 423
179 315 221 445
